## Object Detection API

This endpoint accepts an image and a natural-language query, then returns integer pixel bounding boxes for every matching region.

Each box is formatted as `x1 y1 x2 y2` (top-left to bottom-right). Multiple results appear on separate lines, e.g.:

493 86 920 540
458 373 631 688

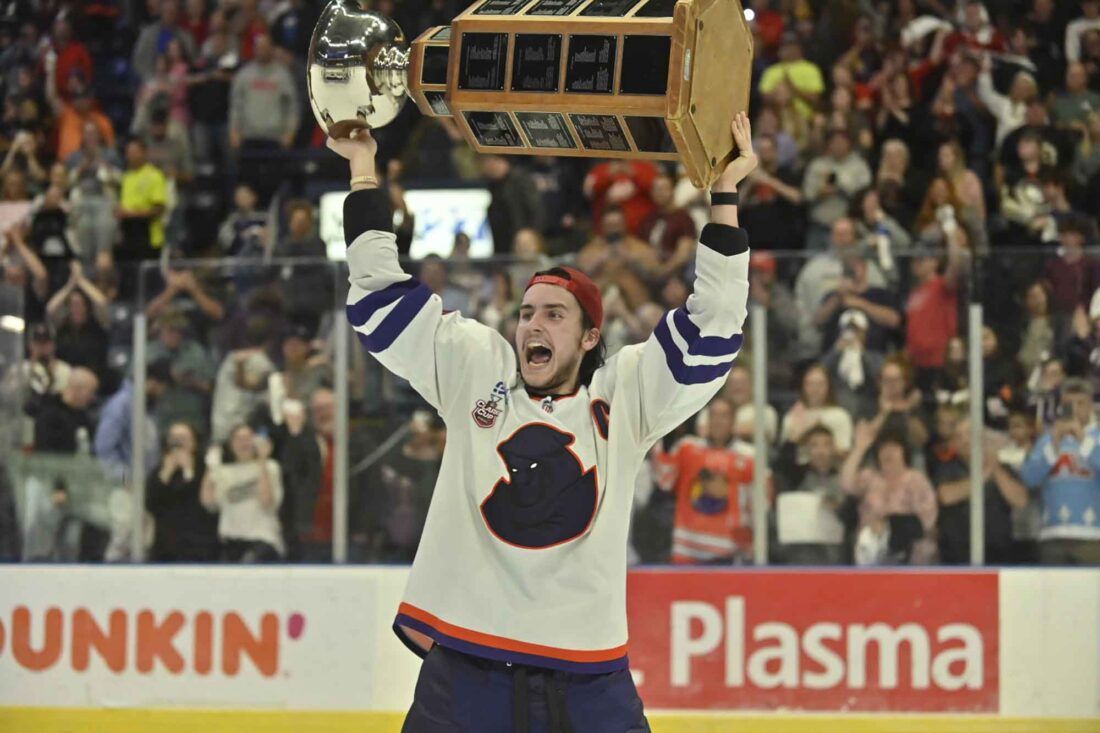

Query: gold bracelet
350 175 378 188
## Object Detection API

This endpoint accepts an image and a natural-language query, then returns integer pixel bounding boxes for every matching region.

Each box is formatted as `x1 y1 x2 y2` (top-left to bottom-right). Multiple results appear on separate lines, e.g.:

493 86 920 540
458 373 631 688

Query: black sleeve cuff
343 188 394 244
699 223 749 256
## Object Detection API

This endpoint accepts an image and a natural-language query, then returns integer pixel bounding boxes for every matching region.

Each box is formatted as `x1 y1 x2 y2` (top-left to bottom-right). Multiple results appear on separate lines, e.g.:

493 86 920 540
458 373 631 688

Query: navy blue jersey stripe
346 278 420 327
355 284 432 352
672 308 744 357
654 316 736 385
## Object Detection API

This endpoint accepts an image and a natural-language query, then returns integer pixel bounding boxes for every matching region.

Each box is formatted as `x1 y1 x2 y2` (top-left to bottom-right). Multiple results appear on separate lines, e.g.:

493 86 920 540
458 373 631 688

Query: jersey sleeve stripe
654 313 737 385
346 278 419 327
353 284 433 353
673 308 745 357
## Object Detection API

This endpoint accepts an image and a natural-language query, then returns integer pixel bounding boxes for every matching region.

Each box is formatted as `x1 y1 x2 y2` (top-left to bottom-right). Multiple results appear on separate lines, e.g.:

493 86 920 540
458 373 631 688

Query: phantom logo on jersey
480 424 598 549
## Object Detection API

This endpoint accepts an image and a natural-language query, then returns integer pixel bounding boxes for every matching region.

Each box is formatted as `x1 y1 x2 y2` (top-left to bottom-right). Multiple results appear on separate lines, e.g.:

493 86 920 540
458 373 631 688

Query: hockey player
329 113 757 732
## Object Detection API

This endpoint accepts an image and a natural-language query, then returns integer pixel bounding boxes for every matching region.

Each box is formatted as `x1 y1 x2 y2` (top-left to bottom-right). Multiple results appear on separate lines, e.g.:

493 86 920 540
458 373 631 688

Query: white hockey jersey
344 189 749 673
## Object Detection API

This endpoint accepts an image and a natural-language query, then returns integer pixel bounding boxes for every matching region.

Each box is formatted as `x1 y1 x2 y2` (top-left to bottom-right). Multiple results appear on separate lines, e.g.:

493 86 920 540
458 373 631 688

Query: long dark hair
578 310 607 388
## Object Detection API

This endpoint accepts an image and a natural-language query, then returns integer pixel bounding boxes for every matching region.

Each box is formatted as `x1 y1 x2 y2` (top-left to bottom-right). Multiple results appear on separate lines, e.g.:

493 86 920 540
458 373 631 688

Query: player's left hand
326 128 378 173
713 112 757 192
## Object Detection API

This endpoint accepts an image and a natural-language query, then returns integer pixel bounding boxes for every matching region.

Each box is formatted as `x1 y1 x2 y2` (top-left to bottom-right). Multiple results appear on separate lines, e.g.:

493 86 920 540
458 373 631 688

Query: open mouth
525 342 553 368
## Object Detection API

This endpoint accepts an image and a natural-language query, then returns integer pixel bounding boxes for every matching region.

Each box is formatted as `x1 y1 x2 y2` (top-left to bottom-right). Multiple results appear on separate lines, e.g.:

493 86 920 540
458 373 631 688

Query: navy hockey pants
401 644 651 733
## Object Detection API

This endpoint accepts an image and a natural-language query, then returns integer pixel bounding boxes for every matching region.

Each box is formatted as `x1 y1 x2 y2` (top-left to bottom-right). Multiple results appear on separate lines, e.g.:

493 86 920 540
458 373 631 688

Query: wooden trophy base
408 0 752 188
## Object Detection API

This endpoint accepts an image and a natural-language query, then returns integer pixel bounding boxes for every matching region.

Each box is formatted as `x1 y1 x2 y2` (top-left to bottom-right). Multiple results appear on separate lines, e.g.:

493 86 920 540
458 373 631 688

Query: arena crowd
1 0 1099 567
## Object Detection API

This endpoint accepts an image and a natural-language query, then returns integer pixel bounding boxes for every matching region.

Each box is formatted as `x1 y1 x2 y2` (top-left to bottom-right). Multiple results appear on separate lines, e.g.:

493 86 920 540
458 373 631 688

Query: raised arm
608 114 756 447
328 130 513 417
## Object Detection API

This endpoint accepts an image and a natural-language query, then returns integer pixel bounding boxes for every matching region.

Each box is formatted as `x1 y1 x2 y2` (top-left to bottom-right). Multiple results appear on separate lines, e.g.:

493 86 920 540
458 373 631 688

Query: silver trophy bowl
307 0 410 137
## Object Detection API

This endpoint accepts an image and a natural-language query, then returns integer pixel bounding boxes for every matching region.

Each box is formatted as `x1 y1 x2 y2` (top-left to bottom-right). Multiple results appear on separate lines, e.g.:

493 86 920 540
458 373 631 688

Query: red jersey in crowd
584 161 658 236
906 274 958 369
652 436 762 564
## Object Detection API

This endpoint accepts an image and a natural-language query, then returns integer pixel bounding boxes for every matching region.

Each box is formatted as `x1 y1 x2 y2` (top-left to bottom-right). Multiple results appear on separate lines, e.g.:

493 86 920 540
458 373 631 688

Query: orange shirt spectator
583 160 657 236
56 95 116 162
651 398 766 564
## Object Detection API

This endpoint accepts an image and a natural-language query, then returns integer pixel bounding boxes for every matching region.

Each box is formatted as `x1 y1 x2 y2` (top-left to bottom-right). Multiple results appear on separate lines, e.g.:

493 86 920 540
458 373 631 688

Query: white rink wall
0 566 1097 721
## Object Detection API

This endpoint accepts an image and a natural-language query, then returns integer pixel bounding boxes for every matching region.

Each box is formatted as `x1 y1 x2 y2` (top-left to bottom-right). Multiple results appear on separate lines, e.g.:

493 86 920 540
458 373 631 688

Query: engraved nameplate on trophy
516 112 576 148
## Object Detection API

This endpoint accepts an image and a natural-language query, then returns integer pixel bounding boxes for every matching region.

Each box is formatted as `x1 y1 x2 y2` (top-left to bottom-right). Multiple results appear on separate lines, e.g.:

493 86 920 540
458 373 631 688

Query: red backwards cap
525 267 604 330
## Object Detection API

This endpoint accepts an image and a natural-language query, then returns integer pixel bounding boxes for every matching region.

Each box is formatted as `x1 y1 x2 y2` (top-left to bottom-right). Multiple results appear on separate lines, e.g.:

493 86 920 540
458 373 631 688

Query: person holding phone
201 423 284 563
146 421 217 562
1021 378 1100 565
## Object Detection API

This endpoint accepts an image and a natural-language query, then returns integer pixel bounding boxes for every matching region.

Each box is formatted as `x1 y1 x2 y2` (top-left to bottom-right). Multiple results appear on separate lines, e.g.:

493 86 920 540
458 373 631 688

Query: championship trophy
308 0 752 187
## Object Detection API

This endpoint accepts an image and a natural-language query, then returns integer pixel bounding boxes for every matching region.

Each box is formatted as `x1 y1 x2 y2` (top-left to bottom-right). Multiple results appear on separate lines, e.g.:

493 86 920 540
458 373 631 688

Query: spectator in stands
182 0 209 47
42 17 93 98
94 358 173 484
935 417 1029 564
715 364 778 444
1065 288 1100 397
133 41 191 133
1000 130 1052 246
201 422 285 562
821 310 884 421
758 35 824 121
232 0 270 62
229 33 298 202
1021 377 1100 564
583 159 657 236
23 366 99 561
146 310 215 436
144 267 227 331
638 172 696 278
364 410 446 563
1054 62 1100 127
1041 215 1100 316
293 387 337 561
189 8 237 168
270 199 332 331
977 53 1038 150
7 323 70 446
270 396 321 561
906 236 967 387
802 130 873 250
48 72 117 164
737 133 804 250
131 0 196 82
46 265 109 388
66 122 122 272
1067 0 1100 64
0 222 49 323
874 138 923 229
33 366 97 455
775 425 848 565
418 254 471 316
217 182 267 257
268 324 328 423
816 251 901 355
842 417 938 565
479 154 543 251
854 188 911 281
747 252 800 386
27 181 76 292
116 139 168 261
146 421 218 561
210 335 276 443
577 206 661 311
1001 409 1040 563
1018 281 1060 379
1 129 47 187
652 397 759 564
780 364 854 458
141 104 195 187
936 139 986 224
